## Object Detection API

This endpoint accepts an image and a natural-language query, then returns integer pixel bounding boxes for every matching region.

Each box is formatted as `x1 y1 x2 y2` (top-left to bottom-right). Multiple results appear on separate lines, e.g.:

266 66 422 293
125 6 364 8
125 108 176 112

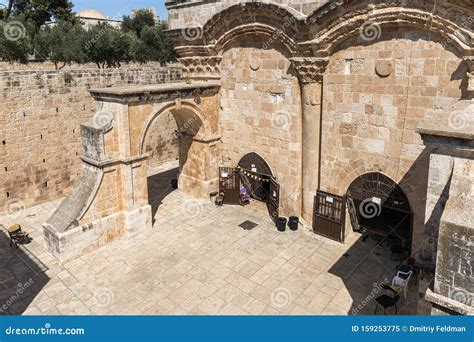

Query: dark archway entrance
347 172 412 248
218 153 280 223
238 152 273 202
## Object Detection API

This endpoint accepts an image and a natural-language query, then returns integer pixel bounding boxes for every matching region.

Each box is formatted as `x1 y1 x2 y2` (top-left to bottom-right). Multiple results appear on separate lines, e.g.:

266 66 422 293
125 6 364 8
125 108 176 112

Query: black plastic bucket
288 216 299 231
276 217 287 232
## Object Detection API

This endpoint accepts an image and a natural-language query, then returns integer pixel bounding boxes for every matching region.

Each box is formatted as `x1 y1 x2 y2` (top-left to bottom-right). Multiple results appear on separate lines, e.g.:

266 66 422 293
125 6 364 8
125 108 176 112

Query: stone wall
219 38 302 216
165 0 329 29
0 64 181 214
433 153 473 314
319 29 466 250
143 112 179 170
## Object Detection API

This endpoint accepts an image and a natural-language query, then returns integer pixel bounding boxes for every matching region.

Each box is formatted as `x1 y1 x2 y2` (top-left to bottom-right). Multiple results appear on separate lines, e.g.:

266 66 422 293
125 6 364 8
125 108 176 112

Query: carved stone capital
178 56 222 79
464 56 474 94
290 57 329 84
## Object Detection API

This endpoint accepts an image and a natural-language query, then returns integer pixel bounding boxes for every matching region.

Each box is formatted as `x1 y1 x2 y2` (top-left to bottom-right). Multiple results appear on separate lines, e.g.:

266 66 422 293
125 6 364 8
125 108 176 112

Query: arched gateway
39 0 473 316
43 82 220 262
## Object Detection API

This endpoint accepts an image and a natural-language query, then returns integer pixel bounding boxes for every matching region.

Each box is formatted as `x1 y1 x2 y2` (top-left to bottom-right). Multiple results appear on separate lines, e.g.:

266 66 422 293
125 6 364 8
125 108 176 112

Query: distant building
77 9 122 30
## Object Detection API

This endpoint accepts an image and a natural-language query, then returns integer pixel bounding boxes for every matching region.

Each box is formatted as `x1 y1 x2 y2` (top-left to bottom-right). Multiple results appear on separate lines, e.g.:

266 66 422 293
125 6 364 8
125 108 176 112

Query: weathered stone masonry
43 82 221 262
165 0 473 315
11 0 468 316
0 65 181 214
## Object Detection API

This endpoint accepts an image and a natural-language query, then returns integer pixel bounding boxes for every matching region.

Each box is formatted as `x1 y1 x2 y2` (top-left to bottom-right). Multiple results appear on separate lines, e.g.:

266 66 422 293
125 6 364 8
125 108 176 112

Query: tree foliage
0 16 33 63
121 9 155 36
33 20 85 68
12 0 77 29
83 23 133 68
138 23 177 64
1 4 177 67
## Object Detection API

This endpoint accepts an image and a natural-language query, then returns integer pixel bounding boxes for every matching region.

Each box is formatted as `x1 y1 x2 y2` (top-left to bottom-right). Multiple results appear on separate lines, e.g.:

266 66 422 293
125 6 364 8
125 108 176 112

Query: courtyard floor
0 163 424 315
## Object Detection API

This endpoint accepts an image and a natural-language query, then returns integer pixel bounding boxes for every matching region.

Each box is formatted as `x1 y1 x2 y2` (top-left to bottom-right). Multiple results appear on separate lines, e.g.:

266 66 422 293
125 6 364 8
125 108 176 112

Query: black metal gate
219 167 240 205
313 190 346 243
267 177 280 224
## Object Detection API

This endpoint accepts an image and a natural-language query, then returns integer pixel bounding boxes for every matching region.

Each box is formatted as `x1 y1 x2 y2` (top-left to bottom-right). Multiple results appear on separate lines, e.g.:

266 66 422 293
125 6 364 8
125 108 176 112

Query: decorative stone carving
289 57 329 84
179 56 222 78
375 60 393 78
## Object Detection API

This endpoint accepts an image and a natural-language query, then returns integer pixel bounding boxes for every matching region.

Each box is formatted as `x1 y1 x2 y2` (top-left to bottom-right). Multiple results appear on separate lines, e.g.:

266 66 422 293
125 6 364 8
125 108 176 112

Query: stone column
290 57 329 223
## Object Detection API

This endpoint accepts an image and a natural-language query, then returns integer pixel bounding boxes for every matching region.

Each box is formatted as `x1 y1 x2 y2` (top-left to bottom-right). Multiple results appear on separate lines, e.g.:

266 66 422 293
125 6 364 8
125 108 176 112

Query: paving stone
0 191 422 315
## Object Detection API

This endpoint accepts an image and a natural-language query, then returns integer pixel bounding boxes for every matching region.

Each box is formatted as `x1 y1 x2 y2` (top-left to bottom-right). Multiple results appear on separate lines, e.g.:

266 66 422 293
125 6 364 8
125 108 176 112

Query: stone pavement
0 168 424 315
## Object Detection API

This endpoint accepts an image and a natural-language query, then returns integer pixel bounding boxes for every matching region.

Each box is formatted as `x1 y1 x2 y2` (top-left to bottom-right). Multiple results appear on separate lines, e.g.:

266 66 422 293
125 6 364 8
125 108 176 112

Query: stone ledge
416 126 474 141
90 81 221 102
81 154 150 168
416 100 474 141
425 288 474 315
89 82 220 96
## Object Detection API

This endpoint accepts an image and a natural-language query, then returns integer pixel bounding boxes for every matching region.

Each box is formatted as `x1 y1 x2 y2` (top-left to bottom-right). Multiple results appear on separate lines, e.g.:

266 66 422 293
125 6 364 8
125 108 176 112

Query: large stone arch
172 0 473 58
214 23 298 55
169 0 473 223
43 82 221 262
307 0 473 56
138 100 218 198
138 101 214 155
314 3 468 261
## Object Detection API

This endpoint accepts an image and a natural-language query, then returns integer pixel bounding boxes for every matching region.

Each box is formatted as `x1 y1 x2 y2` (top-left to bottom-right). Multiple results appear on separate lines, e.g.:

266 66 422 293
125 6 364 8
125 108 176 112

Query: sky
73 0 168 20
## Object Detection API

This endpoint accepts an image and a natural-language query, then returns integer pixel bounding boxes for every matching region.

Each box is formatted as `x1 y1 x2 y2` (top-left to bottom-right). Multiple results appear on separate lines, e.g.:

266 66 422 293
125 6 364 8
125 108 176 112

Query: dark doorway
238 152 273 199
238 153 279 223
147 166 179 223
346 172 412 248
219 153 280 222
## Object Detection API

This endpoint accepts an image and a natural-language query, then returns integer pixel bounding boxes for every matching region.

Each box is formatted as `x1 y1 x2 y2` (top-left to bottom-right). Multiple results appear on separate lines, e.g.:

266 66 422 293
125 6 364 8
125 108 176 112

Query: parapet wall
0 63 181 214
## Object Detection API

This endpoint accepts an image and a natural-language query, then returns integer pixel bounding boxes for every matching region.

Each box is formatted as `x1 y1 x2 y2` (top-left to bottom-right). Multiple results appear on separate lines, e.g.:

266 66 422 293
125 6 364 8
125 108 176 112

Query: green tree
33 20 86 68
0 16 33 63
83 23 132 68
11 0 77 29
138 23 176 65
0 0 15 20
121 8 155 36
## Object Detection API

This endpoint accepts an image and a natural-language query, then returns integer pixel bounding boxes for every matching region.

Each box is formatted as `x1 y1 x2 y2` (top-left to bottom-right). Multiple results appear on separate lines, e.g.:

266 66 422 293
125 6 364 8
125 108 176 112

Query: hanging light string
236 166 270 182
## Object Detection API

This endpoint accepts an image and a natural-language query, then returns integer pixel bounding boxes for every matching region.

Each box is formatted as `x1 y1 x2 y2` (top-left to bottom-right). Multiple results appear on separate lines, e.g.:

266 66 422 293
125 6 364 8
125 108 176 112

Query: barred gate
267 177 280 224
313 190 346 243
219 167 240 205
